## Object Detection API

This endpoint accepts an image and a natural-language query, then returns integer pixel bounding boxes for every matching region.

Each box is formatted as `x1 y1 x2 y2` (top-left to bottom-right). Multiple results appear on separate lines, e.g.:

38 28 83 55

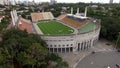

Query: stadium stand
31 12 54 22
57 14 67 20
18 18 33 33
31 13 43 22
49 12 54 19
7 18 33 33
61 16 88 29
67 16 86 23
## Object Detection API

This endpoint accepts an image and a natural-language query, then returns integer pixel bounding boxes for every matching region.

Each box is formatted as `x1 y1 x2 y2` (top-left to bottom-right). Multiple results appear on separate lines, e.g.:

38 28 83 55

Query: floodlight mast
84 6 88 17
71 7 73 14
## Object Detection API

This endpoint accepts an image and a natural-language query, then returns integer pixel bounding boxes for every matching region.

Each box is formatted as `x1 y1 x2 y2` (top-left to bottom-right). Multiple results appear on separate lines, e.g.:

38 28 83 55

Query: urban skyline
0 0 120 4
23 0 119 3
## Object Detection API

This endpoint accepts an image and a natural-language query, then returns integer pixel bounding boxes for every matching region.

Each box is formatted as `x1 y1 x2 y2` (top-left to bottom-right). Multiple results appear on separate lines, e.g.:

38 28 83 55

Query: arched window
67 44 69 46
50 45 52 47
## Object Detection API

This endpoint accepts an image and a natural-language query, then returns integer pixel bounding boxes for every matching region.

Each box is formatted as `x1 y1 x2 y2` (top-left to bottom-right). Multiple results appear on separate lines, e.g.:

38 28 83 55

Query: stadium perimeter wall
32 19 101 53
40 26 100 53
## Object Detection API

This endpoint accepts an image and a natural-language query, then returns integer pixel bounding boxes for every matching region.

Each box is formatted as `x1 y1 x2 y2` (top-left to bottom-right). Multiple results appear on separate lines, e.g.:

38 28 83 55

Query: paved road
76 51 120 68
59 39 115 68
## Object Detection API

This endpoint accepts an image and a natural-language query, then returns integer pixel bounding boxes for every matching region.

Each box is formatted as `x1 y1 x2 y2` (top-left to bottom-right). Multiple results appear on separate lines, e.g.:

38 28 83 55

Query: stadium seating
42 12 54 20
61 16 88 29
49 12 54 19
31 13 43 22
57 14 67 20
31 12 54 22
18 18 33 33
67 16 86 23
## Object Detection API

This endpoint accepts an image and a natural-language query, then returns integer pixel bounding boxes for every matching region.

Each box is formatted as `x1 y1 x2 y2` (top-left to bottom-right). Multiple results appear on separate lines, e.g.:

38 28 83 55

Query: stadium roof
73 15 88 19
67 14 88 19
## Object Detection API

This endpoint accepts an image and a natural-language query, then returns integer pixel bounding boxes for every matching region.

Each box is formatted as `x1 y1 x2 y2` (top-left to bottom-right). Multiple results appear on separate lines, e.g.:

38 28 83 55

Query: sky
26 0 120 3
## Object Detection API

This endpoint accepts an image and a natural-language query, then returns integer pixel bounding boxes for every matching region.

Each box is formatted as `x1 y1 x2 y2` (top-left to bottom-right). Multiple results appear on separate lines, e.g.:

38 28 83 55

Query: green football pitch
37 21 74 35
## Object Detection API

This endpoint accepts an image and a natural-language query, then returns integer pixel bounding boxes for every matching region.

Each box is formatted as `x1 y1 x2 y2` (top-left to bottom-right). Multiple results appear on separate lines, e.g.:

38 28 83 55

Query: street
76 51 120 68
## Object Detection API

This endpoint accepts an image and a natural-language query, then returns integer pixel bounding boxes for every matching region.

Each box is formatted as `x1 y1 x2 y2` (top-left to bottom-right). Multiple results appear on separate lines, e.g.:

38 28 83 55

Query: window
50 45 52 47
67 44 69 46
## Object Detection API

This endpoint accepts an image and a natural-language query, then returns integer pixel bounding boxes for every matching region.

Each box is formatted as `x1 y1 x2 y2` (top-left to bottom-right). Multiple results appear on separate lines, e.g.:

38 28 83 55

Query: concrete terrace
79 22 96 33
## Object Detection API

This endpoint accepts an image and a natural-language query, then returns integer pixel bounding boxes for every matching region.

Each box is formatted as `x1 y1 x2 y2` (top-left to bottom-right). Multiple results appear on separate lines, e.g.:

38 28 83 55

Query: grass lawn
37 20 74 35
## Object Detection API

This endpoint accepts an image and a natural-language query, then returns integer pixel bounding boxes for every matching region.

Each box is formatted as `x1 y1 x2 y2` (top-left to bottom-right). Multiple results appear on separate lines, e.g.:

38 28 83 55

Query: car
118 50 120 52
91 51 95 54
116 64 120 68
106 43 111 46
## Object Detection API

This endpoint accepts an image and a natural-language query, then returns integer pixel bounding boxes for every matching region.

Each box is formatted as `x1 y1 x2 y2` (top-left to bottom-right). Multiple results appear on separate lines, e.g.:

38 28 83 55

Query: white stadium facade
31 7 101 53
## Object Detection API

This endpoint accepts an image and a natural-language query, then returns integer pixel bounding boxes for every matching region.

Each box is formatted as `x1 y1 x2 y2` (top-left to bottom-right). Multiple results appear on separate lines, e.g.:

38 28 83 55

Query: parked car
91 51 95 54
117 49 120 52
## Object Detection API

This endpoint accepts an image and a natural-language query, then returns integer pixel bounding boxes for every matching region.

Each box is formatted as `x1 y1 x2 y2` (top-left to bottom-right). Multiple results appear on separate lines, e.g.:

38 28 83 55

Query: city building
109 0 113 4
4 0 11 5
50 0 57 5
23 0 28 5
10 0 16 5
17 0 22 5
0 0 4 5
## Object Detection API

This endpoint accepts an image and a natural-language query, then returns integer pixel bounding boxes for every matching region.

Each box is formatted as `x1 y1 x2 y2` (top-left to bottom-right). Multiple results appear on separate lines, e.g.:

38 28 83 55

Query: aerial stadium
30 7 101 53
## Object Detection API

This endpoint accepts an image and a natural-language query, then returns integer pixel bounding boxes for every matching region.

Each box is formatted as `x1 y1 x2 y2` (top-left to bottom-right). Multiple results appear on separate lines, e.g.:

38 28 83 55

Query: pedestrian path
58 39 116 68
33 23 43 34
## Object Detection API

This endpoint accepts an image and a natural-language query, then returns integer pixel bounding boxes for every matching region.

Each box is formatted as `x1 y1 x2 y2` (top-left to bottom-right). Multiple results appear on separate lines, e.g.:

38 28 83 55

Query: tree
0 29 68 68
0 29 49 68
17 43 49 68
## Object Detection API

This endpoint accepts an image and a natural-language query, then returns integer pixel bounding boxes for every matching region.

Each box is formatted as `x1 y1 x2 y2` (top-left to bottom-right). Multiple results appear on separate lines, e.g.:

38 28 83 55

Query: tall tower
109 0 113 4
11 10 19 28
50 0 57 5
23 0 28 5
10 0 16 5
77 8 79 14
84 7 88 17
32 0 35 5
71 7 73 14
0 0 4 5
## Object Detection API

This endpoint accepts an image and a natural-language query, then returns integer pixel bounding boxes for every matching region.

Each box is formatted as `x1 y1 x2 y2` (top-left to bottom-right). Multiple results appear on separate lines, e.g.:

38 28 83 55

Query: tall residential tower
109 0 113 4
50 0 57 5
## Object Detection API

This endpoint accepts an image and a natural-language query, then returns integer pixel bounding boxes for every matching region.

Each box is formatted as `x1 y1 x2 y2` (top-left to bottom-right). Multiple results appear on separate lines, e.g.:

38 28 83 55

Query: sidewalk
58 39 115 68
33 23 43 34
